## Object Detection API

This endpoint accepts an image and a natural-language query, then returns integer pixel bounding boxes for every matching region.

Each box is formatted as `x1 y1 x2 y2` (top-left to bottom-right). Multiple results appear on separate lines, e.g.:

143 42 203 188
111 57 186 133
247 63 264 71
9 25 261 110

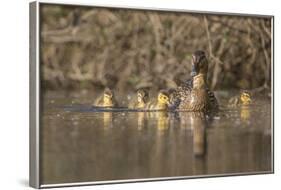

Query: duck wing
170 78 218 111
207 88 218 110
169 78 193 110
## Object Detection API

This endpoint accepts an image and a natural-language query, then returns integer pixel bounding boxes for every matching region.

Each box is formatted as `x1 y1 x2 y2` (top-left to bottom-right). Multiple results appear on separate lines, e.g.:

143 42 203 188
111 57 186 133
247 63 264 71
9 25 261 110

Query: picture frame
30 1 274 188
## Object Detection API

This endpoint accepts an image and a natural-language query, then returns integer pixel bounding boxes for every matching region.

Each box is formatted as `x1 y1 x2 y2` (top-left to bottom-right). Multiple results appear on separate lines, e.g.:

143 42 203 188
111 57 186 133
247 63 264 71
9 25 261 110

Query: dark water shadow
62 105 179 113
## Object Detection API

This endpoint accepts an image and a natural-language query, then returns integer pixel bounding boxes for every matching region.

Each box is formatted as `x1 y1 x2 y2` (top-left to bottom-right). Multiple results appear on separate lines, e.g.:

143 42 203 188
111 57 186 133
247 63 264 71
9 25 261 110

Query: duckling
146 90 170 111
128 89 149 109
170 50 218 111
228 91 252 107
93 88 118 107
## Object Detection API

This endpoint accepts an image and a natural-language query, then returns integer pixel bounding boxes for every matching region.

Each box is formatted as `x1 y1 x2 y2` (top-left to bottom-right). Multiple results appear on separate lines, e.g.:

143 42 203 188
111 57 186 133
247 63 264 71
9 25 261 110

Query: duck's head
137 89 149 103
240 91 252 105
103 88 113 104
191 50 208 77
157 90 170 105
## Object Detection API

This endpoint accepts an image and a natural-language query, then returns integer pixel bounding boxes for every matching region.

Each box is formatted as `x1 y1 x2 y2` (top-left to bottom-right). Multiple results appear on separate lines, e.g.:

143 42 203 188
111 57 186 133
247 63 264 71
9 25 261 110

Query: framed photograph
30 1 274 188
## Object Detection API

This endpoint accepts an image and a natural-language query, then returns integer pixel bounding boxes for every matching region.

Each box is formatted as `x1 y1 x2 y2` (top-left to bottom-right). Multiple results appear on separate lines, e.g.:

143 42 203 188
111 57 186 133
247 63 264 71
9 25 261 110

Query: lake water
40 90 272 185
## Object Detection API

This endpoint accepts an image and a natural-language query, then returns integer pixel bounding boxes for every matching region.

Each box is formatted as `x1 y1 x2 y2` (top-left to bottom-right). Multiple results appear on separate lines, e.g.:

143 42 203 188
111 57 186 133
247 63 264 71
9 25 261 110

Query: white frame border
29 1 274 188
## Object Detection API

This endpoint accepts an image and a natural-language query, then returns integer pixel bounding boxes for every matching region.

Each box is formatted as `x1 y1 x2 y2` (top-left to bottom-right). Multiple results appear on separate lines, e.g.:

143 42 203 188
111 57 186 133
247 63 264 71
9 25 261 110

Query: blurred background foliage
40 4 272 92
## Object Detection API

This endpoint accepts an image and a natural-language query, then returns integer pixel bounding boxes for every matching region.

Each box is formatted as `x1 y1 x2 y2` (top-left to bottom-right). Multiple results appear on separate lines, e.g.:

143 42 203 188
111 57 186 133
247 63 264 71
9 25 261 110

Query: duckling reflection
147 111 170 176
178 112 207 157
136 112 146 130
240 106 251 122
157 112 170 132
146 111 170 132
102 112 113 129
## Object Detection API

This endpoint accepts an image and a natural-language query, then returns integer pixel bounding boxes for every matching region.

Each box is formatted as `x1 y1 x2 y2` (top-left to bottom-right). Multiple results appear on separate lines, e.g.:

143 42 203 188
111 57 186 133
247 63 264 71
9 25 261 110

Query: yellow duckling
228 91 252 107
93 88 118 107
146 90 170 111
128 89 149 109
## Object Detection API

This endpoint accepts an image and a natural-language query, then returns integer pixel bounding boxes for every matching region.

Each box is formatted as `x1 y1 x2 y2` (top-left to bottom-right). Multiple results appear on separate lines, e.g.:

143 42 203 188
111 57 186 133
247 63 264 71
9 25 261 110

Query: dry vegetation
40 4 272 92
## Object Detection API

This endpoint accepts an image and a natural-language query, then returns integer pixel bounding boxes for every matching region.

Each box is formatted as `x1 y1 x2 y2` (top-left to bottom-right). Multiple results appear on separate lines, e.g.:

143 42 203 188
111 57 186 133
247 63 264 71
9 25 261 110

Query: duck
169 50 218 112
228 91 252 107
93 88 118 107
177 73 210 111
128 89 149 109
145 90 170 111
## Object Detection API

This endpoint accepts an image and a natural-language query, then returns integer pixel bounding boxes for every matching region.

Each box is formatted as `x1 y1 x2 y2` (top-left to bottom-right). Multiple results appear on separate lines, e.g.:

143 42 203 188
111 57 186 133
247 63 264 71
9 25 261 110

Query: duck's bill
191 64 197 77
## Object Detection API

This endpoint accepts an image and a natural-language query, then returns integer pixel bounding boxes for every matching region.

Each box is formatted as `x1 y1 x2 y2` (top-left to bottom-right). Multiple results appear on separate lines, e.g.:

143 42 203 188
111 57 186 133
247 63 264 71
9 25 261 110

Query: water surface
40 91 272 185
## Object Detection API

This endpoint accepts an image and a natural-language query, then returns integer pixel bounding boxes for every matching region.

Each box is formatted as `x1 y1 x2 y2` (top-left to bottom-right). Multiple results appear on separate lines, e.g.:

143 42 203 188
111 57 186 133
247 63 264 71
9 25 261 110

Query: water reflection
191 113 207 157
103 112 113 129
147 111 170 132
177 112 207 157
137 112 146 130
240 105 251 122
41 94 272 185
